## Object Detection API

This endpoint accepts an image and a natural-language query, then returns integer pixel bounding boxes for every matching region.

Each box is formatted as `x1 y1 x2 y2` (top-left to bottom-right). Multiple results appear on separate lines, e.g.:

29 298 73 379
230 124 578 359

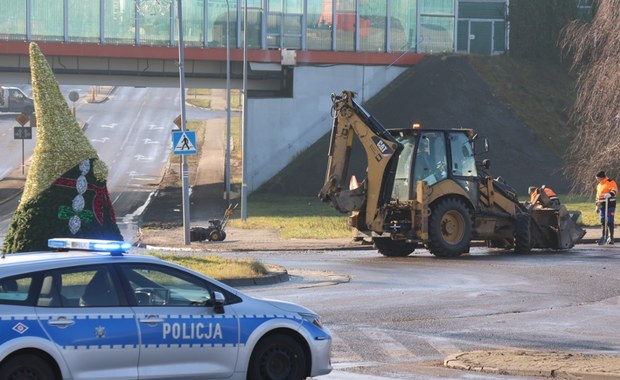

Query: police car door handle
139 316 164 325
48 319 76 327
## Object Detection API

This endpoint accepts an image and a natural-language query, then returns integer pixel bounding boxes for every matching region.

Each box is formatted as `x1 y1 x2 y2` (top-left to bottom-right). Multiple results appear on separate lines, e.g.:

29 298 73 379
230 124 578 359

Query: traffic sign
173 115 182 128
16 114 29 126
172 130 197 155
14 126 32 139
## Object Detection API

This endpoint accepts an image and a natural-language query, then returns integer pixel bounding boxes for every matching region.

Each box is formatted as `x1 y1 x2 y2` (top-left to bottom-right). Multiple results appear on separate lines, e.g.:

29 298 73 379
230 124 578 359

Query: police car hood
259 297 315 314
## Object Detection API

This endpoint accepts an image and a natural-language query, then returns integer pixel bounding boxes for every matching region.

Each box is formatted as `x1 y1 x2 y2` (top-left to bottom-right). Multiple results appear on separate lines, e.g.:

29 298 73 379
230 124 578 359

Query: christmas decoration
2 43 122 253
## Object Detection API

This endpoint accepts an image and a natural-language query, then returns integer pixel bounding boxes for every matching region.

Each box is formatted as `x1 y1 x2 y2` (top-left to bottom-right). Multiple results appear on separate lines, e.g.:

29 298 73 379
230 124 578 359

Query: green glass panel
391 0 416 52
103 0 136 44
104 0 136 44
335 0 355 51
360 0 386 52
269 0 282 12
418 15 454 53
0 0 27 39
207 0 237 48
139 2 171 46
283 14 301 34
420 0 454 16
285 0 302 13
243 3 263 49
306 0 332 50
174 0 205 47
68 0 100 43
32 0 63 41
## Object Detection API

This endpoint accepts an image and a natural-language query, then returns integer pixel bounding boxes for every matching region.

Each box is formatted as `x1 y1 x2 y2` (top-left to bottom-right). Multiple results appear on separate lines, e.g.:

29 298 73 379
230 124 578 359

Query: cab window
449 132 477 177
413 132 448 186
391 135 415 200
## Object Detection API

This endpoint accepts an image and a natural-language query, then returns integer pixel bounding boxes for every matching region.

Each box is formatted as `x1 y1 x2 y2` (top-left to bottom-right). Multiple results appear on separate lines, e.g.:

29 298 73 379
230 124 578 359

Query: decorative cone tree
2 43 122 253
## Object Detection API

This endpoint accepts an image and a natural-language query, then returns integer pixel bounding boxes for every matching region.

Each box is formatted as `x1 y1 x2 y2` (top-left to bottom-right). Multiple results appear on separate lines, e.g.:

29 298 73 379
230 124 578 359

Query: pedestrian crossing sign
172 130 197 155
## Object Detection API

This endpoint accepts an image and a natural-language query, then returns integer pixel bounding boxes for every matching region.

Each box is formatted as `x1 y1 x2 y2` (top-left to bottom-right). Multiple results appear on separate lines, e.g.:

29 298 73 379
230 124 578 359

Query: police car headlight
299 312 323 329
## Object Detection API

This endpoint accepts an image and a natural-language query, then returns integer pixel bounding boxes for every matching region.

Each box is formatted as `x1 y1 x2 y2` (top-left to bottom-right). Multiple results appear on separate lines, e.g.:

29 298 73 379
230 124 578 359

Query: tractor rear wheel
373 237 417 257
428 198 472 257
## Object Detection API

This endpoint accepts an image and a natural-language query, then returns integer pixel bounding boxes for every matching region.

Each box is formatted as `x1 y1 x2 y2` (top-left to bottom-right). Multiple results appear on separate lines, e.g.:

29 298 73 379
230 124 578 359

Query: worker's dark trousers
602 223 614 239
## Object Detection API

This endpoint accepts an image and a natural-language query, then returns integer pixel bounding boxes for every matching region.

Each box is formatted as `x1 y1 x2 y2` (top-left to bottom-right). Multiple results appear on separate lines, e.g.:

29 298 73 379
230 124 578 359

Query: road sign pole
21 138 25 175
177 0 191 245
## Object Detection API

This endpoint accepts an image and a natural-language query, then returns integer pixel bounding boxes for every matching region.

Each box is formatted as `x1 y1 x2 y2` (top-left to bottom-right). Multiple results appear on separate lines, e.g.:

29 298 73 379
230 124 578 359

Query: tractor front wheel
428 198 472 258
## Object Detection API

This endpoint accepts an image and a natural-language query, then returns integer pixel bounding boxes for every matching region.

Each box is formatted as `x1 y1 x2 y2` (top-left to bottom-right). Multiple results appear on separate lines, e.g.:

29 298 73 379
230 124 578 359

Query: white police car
0 238 332 380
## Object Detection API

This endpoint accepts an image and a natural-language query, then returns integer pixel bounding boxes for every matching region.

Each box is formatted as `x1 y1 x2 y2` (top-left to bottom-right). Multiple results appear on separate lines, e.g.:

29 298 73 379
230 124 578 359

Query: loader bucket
529 206 586 250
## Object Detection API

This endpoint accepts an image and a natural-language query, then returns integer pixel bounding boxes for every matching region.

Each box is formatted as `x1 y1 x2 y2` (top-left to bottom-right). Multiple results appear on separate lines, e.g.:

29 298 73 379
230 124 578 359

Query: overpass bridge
0 0 436 193
0 40 421 95
0 0 430 94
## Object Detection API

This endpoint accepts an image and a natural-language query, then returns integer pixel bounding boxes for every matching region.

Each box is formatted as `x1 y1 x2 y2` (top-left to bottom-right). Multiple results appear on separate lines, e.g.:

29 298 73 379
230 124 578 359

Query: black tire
427 198 472 258
248 334 306 380
209 229 223 241
220 231 227 241
514 212 531 253
0 354 55 380
373 237 417 257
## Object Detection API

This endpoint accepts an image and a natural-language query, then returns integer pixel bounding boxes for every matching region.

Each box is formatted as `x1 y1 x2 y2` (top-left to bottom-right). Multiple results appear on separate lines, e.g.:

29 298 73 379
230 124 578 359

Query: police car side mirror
213 291 226 314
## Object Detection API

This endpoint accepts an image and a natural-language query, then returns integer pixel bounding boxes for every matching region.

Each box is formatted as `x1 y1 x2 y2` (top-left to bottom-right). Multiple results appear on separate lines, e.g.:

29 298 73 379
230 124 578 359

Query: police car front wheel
248 334 307 380
0 354 56 380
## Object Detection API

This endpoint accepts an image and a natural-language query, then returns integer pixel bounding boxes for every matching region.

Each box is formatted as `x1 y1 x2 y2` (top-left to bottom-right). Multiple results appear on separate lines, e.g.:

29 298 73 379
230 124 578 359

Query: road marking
426 336 461 356
360 327 414 360
91 137 109 143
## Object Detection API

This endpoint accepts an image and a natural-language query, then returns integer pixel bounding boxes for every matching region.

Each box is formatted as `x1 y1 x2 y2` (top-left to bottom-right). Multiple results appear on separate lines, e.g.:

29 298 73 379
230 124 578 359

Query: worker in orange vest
528 185 560 206
595 170 618 244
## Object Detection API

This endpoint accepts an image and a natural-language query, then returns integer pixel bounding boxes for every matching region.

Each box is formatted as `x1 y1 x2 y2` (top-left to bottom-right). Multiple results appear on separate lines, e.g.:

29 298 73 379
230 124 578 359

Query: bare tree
561 1 620 193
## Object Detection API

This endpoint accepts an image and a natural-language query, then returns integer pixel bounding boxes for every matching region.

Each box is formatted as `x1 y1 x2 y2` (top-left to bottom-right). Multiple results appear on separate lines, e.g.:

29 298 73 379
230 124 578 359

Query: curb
219 265 289 288
444 352 620 380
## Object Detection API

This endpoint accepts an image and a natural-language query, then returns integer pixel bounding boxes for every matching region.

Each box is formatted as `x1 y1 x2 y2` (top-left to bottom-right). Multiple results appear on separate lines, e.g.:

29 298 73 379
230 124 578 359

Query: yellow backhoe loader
319 90 585 257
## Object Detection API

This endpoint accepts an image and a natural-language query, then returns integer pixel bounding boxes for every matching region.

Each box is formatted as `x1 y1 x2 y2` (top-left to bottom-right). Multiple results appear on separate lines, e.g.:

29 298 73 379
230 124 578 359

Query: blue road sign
172 130 197 155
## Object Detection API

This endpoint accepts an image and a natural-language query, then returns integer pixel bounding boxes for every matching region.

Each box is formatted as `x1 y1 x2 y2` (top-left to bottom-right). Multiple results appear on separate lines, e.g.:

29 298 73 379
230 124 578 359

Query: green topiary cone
2 43 122 253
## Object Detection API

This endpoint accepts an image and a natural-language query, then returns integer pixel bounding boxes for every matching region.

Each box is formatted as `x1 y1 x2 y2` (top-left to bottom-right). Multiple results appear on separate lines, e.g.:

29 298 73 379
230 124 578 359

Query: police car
0 238 332 380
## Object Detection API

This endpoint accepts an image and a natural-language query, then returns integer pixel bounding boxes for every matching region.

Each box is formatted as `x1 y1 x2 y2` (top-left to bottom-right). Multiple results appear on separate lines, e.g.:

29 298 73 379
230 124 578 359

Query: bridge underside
0 41 422 95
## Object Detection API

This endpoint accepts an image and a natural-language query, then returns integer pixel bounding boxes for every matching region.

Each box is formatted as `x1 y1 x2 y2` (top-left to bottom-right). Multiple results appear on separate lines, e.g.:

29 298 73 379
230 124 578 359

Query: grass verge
227 194 599 240
228 194 351 239
147 252 268 280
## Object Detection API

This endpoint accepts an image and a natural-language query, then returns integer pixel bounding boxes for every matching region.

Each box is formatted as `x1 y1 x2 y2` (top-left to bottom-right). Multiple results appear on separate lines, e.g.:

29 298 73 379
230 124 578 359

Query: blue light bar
48 238 131 255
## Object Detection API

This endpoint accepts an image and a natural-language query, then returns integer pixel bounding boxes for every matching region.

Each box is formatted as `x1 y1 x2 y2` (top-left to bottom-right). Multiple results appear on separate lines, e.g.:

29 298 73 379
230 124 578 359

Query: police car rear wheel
0 354 55 380
248 334 306 380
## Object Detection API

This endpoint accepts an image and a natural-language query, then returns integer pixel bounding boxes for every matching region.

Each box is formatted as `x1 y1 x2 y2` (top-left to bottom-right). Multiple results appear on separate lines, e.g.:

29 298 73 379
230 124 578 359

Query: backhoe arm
319 91 402 229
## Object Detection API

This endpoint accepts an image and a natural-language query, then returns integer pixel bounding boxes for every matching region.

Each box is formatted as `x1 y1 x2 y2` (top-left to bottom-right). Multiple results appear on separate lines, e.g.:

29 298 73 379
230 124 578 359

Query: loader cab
390 129 478 201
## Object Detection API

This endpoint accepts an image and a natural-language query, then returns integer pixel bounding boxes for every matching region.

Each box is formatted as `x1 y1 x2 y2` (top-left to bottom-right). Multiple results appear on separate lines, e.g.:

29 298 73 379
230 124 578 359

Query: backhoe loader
318 90 585 257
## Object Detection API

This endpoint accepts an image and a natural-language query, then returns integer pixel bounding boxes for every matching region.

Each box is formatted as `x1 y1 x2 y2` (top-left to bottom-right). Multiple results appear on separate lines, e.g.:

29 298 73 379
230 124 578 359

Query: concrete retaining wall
245 64 405 193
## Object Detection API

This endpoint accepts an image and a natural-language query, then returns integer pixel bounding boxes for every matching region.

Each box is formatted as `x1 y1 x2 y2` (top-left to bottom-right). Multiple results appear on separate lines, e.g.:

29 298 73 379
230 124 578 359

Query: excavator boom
319 91 402 231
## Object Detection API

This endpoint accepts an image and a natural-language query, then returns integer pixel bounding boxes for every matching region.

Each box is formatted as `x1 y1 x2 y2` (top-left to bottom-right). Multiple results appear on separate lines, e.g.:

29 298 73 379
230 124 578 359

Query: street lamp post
139 0 191 244
225 0 231 203
176 0 191 245
240 0 248 221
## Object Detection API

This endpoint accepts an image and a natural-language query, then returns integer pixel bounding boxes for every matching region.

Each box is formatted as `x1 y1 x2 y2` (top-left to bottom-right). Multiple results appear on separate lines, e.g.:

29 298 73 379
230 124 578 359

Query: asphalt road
214 245 620 379
0 86 227 243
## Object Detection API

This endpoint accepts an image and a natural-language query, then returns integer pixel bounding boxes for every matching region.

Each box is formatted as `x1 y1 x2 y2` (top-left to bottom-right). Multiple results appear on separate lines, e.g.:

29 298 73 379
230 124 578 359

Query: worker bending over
528 185 560 207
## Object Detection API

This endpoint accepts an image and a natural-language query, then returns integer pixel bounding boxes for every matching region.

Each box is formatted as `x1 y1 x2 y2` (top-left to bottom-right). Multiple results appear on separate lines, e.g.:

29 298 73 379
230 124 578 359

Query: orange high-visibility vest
530 187 558 203
596 178 618 200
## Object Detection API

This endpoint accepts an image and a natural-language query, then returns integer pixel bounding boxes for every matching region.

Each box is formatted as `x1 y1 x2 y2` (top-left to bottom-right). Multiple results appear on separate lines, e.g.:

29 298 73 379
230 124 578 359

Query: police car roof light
48 238 131 255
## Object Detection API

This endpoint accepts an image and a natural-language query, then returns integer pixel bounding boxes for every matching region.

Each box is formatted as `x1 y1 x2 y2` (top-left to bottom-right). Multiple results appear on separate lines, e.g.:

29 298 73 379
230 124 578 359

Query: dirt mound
260 55 571 196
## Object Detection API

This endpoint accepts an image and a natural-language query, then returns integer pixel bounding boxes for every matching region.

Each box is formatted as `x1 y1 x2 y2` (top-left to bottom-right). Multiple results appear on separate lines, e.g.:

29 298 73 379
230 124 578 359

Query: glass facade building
0 0 471 55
